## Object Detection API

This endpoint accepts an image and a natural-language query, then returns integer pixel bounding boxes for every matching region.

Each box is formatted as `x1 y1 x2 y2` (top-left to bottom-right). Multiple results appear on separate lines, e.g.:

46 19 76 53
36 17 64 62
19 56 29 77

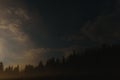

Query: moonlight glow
0 0 42 68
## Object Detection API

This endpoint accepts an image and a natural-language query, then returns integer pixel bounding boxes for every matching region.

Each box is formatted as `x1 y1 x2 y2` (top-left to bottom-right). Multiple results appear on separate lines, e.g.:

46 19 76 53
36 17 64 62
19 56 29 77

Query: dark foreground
0 76 118 80
0 74 119 80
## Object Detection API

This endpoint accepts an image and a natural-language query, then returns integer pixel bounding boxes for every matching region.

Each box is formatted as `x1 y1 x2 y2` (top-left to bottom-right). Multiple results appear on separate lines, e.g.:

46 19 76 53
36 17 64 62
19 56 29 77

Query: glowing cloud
0 1 38 68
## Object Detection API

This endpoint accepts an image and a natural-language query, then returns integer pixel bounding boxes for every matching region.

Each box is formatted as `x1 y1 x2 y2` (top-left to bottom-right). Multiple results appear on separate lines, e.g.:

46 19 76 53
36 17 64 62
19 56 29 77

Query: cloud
18 46 79 66
0 1 38 68
80 13 120 44
0 7 33 45
14 8 30 20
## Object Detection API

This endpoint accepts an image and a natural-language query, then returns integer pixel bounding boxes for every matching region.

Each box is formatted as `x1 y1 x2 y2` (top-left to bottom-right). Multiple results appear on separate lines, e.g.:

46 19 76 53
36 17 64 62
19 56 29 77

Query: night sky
0 0 119 68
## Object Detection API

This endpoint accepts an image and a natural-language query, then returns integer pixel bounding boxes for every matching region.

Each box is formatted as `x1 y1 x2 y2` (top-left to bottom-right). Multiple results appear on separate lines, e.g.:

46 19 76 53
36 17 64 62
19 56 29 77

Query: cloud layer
0 0 118 69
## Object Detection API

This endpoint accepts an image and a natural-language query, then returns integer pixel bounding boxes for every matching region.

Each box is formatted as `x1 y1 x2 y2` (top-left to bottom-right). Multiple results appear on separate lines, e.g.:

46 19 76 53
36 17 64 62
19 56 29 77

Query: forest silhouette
0 44 119 79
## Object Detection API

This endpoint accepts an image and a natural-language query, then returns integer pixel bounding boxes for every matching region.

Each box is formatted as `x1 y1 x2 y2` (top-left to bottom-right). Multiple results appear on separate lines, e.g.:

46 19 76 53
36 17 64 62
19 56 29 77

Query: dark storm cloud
81 13 120 44
22 0 117 48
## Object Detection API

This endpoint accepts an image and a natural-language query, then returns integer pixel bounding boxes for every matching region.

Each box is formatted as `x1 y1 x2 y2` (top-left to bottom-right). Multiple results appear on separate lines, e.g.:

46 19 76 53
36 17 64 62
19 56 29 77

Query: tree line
0 44 119 76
